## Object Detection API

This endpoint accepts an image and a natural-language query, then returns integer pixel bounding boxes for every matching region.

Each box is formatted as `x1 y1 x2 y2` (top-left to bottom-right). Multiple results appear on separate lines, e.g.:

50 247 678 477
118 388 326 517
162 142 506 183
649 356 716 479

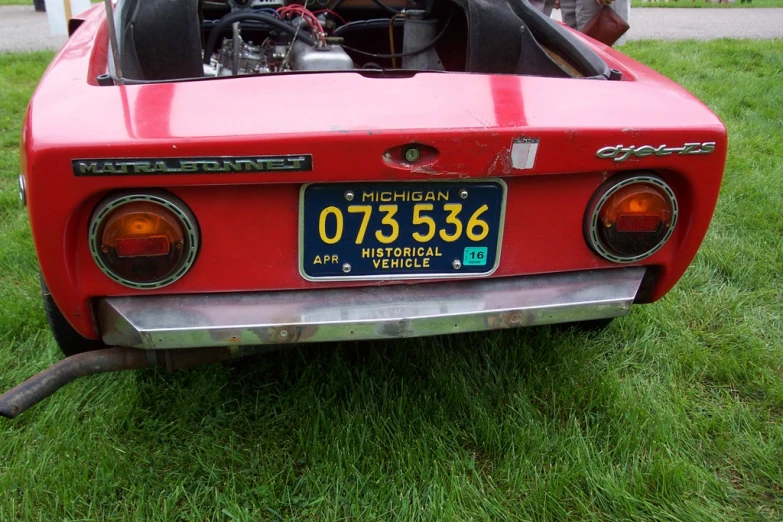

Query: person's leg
576 0 604 31
530 0 557 15
529 0 547 12
560 0 578 28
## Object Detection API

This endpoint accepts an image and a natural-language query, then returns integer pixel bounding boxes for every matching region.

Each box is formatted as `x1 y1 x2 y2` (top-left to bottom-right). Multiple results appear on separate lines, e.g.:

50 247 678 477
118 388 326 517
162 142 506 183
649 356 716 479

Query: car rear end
21 5 726 350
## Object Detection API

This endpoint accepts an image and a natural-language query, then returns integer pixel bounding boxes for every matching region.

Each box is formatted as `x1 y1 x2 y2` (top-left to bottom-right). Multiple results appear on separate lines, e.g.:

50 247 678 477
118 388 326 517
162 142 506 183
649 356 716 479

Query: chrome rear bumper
97 268 645 349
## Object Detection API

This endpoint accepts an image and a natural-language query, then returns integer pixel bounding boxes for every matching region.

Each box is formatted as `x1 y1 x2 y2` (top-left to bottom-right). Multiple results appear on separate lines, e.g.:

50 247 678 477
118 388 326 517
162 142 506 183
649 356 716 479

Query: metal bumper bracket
98 268 645 349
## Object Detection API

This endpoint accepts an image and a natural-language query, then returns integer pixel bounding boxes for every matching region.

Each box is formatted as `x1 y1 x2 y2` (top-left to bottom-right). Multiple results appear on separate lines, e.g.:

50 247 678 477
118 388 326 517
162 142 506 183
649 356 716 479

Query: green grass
631 0 783 7
1 40 783 520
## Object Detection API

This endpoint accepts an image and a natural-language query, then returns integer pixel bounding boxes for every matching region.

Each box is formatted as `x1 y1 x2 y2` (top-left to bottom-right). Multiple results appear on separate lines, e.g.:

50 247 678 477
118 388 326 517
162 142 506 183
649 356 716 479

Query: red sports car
1 0 726 417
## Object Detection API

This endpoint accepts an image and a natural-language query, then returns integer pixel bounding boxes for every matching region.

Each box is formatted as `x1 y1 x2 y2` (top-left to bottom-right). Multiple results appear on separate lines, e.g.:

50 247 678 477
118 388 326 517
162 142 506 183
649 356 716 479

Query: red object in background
583 6 630 47
19 5 726 341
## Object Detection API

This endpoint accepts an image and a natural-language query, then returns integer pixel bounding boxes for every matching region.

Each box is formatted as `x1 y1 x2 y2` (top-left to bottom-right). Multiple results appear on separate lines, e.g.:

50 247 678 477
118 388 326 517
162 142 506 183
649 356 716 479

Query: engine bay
115 0 616 82
200 0 458 76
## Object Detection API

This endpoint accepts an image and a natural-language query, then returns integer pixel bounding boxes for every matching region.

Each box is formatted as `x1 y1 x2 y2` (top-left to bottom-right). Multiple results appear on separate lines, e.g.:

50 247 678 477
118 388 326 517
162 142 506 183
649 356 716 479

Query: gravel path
0 5 67 53
552 6 783 40
627 7 783 40
1 4 783 53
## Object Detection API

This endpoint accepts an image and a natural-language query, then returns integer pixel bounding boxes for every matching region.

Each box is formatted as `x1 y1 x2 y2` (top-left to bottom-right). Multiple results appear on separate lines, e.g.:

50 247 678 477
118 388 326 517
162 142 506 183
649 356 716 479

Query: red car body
21 5 726 345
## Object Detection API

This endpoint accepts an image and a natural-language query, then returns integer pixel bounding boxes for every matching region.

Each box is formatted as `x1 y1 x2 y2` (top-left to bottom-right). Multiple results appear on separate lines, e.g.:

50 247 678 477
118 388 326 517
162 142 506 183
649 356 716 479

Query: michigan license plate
300 181 506 280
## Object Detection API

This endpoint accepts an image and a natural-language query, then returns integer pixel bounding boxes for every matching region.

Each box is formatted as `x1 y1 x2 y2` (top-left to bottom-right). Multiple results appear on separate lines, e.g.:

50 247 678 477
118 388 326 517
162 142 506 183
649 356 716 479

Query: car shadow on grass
121 323 625 446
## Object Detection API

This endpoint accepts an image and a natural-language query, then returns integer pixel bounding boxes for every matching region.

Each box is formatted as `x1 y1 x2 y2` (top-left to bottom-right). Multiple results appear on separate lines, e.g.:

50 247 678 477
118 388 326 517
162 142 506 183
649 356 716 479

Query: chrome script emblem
596 142 715 162
73 155 313 176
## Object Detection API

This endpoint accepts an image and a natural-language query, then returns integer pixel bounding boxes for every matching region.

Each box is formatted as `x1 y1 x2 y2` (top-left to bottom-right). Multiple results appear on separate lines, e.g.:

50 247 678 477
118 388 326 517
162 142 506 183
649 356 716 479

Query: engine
201 0 448 76
115 0 597 82
206 28 355 76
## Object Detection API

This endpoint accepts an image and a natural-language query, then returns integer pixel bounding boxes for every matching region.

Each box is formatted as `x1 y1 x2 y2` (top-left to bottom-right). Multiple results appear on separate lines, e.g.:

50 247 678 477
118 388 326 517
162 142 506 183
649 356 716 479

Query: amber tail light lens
89 192 199 289
584 174 678 263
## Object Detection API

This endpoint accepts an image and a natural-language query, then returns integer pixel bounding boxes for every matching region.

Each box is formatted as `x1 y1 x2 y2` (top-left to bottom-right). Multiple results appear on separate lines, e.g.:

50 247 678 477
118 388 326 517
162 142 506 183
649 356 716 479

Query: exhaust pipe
0 346 266 419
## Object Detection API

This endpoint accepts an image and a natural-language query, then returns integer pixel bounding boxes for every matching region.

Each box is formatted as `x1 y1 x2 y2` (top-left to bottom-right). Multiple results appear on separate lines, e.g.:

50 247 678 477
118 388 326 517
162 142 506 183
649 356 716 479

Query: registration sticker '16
463 247 488 266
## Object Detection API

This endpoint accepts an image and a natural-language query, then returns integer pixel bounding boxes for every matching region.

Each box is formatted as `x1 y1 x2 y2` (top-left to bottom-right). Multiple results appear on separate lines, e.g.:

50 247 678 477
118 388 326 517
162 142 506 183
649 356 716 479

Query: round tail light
585 174 678 263
89 192 199 289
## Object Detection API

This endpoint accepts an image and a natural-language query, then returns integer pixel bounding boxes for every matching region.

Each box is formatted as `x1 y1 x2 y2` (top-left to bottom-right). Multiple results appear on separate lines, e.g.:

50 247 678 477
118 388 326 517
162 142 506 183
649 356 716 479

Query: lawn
1 40 782 521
